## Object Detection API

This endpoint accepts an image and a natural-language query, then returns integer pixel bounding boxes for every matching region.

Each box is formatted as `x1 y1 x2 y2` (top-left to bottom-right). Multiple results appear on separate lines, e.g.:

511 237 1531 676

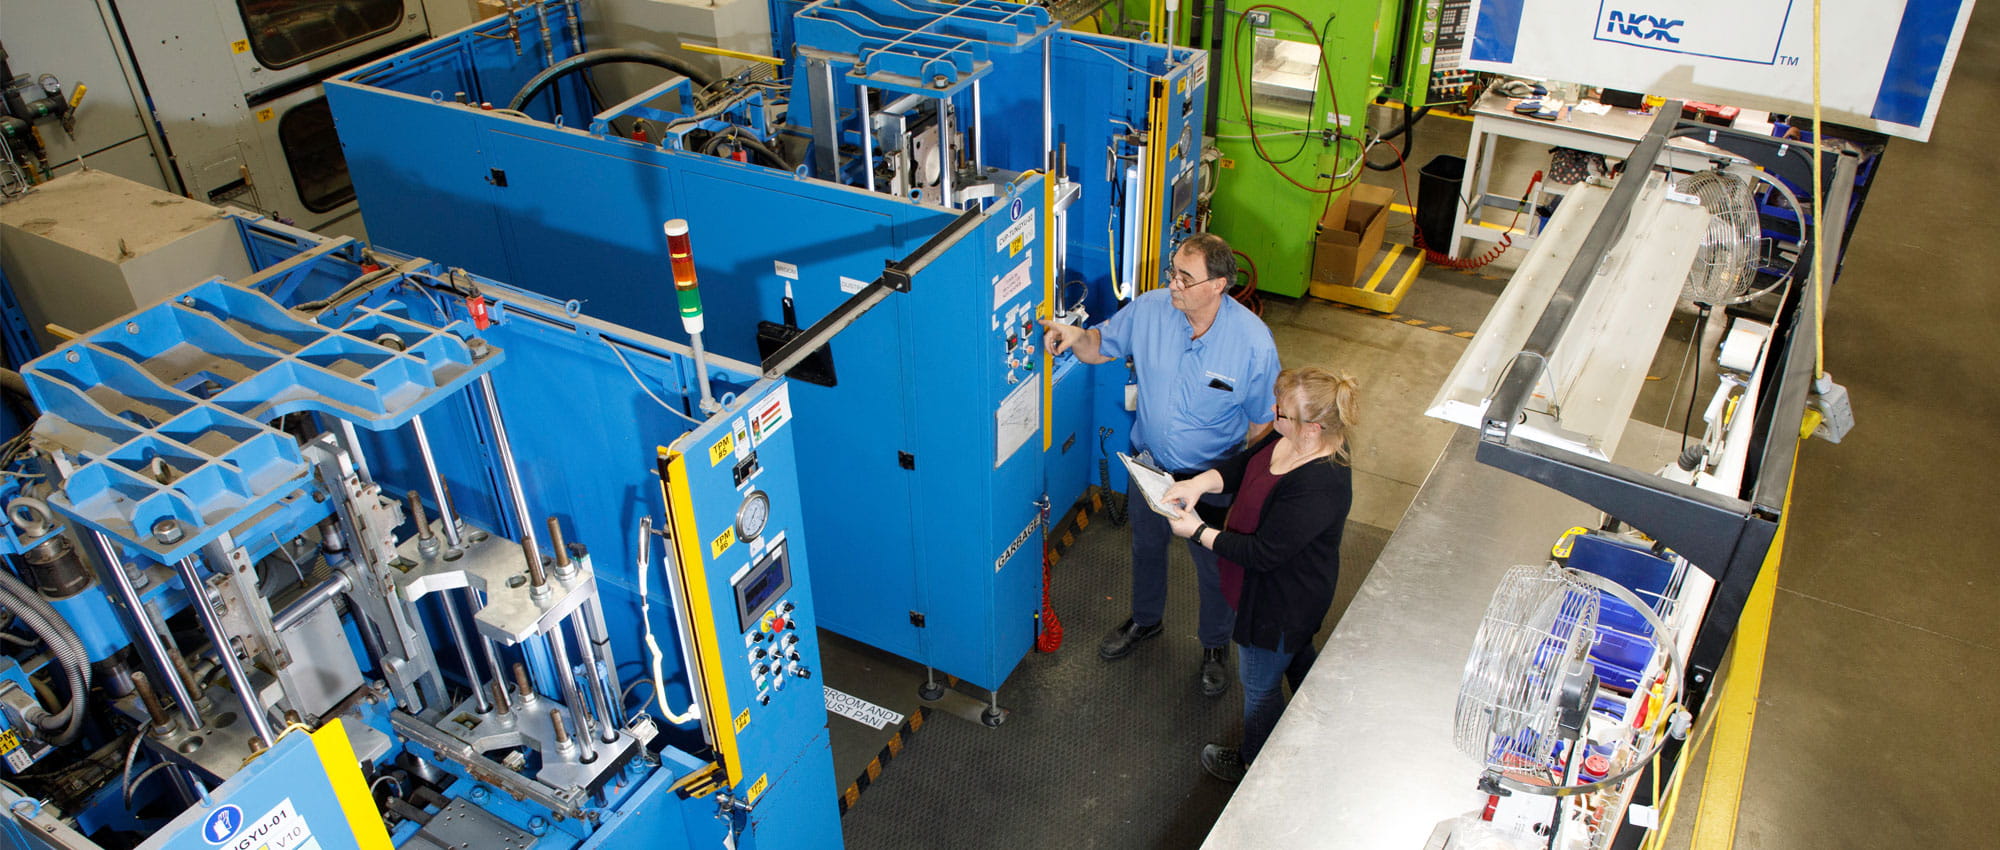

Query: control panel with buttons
733 539 814 711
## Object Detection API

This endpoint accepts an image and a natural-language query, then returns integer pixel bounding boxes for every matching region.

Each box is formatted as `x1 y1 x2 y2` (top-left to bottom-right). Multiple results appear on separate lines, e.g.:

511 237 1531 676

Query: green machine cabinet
1198 0 1447 297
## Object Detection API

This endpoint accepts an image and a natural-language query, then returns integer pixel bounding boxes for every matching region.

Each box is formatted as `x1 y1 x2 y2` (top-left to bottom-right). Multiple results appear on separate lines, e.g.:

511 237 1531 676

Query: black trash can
1416 155 1466 251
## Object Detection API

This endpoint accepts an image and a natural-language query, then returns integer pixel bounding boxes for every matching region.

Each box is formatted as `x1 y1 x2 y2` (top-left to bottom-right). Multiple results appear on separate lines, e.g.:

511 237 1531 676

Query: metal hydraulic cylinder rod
409 414 463 549
580 596 624 732
471 588 512 712
572 614 619 743
972 81 985 173
88 530 202 732
478 374 545 575
271 572 352 632
544 624 598 762
939 103 954 207
171 555 275 746
437 591 492 713
859 84 876 193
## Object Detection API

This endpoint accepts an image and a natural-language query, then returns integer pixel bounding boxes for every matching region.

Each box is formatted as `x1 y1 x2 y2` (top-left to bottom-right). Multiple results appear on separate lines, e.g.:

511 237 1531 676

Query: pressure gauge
736 490 771 541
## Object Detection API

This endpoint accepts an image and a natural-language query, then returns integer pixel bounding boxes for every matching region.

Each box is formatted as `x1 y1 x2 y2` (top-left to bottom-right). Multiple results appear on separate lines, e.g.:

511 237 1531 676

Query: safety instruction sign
995 375 1040 468
824 686 905 729
748 386 792 446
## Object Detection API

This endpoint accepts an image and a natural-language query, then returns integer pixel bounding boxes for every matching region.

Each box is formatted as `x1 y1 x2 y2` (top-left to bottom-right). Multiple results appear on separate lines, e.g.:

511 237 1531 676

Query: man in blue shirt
1042 233 1278 696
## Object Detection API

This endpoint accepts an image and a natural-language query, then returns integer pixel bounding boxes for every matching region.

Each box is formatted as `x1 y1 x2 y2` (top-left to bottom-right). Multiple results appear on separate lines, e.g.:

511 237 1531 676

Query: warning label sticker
748 385 792 446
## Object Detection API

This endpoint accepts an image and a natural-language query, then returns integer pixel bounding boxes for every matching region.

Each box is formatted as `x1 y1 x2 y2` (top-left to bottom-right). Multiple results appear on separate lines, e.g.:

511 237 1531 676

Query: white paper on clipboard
1117 452 1183 519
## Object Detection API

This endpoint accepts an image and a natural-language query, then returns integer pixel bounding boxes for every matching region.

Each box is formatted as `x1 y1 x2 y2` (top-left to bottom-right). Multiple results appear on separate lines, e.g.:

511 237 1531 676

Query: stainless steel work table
1203 421 1680 847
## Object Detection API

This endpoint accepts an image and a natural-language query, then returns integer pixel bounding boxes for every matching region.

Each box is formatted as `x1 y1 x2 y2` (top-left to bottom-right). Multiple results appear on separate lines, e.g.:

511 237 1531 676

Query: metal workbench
1203 421 1681 847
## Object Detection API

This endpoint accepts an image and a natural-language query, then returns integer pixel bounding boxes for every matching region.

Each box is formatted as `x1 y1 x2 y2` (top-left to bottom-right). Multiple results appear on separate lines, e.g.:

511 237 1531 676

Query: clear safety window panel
278 97 355 212
1251 37 1321 119
236 0 407 69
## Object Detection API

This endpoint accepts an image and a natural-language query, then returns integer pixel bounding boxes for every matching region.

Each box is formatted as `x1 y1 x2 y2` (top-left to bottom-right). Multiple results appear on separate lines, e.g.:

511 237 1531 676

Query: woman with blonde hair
1162 367 1358 782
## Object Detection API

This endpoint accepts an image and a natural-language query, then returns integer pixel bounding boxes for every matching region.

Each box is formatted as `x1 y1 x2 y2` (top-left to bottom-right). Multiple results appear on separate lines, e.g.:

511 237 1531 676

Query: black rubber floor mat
836 509 1390 850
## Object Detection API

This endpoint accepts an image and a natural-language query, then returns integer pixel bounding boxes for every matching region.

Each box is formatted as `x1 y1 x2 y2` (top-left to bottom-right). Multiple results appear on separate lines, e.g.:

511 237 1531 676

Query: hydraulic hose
0 564 90 744
1367 102 1430 171
698 125 792 170
508 49 719 113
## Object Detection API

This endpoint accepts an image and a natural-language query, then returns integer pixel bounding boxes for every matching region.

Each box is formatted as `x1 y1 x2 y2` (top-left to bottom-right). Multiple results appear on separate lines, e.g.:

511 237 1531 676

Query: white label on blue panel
774 261 799 280
218 798 312 850
993 255 1033 310
996 208 1037 255
825 686 905 729
839 276 867 295
748 384 791 446
995 376 1039 468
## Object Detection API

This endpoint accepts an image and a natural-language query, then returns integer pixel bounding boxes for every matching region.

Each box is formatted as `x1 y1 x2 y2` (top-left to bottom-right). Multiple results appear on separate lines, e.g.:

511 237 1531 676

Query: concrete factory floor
827 9 1999 847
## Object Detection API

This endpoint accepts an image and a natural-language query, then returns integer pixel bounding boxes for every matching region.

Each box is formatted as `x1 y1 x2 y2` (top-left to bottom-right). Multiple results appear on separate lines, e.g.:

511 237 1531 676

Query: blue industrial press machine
0 214 843 848
324 0 1208 709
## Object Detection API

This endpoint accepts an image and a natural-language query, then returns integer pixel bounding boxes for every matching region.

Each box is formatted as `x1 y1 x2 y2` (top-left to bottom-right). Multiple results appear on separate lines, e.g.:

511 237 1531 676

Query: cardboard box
1311 183 1394 287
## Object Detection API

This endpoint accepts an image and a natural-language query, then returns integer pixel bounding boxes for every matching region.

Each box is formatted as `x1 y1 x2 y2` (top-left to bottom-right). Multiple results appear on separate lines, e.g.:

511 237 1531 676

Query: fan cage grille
1679 169 1766 306
1455 564 1600 786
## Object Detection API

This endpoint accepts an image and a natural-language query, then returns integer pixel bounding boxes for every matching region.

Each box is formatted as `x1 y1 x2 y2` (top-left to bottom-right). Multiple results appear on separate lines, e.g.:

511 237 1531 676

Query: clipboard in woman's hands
1117 452 1183 519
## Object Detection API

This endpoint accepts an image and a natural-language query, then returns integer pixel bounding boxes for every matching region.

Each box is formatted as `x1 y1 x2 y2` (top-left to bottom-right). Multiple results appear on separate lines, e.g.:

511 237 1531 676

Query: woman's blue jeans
1237 637 1318 765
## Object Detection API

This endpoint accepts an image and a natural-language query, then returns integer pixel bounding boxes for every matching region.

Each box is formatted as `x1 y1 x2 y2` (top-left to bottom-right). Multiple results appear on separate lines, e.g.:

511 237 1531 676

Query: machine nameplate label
734 709 751 733
997 208 1037 256
746 773 769 804
711 526 736 558
218 798 313 850
709 432 734 466
231 40 250 54
825 686 905 729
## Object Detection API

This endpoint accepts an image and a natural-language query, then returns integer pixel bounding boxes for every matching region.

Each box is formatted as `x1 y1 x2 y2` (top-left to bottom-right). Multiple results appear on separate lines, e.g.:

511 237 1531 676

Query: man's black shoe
1200 743 1246 782
1200 646 1229 696
1098 618 1163 660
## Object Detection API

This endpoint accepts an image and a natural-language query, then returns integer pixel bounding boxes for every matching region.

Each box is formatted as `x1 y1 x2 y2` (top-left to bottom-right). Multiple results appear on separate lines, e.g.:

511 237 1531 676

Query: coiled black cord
1098 427 1127 526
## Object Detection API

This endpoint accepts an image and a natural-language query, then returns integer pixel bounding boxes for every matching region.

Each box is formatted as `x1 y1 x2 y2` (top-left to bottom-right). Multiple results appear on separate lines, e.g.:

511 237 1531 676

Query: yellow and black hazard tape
1316 299 1478 340
1044 489 1105 566
838 703 937 815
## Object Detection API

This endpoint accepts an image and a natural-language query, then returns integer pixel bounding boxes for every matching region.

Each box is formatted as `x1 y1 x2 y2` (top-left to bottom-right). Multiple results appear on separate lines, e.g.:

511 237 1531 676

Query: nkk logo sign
1591 1 1788 65
1603 11 1685 43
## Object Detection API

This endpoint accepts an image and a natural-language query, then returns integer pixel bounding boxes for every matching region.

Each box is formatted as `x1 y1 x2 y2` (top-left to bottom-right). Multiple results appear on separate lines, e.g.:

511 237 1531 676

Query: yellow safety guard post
658 446 745 786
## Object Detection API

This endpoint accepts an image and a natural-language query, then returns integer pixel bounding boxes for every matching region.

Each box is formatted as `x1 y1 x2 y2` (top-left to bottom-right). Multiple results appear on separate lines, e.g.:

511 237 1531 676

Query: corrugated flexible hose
0 564 91 744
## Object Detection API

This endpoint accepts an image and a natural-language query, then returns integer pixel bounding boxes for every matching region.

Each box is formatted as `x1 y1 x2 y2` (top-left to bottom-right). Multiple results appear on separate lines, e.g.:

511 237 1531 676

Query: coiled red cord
1036 549 1064 653
1376 135 1542 271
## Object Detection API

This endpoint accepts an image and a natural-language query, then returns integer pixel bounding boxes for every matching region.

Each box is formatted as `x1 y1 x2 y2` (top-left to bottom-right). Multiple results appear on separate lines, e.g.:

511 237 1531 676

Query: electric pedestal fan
1447 563 1689 848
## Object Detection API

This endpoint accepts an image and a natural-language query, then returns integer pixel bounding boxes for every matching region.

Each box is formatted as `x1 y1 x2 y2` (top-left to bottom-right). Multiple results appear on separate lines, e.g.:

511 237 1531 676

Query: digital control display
734 541 792 632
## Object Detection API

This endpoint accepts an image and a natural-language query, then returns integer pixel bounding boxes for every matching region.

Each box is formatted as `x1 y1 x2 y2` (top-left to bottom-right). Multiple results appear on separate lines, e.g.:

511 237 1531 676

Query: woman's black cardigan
1207 433 1354 651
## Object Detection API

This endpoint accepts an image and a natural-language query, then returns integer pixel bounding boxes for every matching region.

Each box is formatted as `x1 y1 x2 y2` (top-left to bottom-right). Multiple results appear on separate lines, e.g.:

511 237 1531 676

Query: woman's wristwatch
1196 524 1213 545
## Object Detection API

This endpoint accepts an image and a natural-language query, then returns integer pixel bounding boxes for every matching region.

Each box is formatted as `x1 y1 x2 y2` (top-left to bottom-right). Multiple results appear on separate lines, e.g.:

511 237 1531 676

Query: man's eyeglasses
1167 267 1220 289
